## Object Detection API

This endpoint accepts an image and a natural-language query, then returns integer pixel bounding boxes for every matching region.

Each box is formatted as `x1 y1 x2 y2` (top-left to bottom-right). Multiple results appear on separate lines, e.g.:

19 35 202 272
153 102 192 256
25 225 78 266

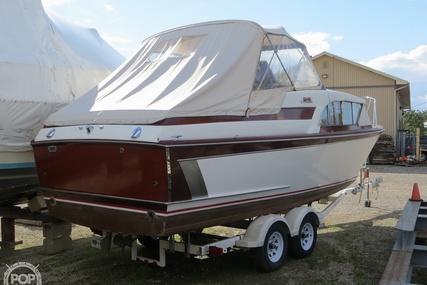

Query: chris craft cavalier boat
32 20 383 237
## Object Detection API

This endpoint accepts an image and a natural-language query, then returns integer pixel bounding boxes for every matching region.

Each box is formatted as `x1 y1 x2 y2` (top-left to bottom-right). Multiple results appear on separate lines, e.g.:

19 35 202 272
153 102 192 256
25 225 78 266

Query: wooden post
416 127 421 161
1 217 16 248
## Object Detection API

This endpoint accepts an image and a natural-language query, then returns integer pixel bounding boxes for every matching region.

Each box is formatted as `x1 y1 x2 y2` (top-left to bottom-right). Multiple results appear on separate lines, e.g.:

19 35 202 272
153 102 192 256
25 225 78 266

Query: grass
0 218 402 285
3 197 427 284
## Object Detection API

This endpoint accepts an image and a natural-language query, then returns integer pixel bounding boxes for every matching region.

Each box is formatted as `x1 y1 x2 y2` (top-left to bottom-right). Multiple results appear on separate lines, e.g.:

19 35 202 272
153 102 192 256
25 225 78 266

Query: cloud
292 32 343 55
408 82 427 110
332 35 344 41
362 46 427 110
104 4 114 11
362 45 427 82
41 0 73 9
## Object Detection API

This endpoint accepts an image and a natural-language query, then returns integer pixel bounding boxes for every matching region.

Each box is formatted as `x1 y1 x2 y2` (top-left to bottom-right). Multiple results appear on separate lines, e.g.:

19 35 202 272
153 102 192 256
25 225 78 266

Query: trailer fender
285 206 319 237
235 214 290 248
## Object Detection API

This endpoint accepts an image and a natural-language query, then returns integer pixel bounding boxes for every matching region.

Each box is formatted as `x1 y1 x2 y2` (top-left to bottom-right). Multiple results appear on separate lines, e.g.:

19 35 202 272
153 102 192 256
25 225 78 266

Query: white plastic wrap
0 0 125 152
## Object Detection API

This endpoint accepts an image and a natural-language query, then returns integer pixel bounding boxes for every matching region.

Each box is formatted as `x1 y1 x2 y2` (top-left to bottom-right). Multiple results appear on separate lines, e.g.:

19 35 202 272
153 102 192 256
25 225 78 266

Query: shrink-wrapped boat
0 0 124 203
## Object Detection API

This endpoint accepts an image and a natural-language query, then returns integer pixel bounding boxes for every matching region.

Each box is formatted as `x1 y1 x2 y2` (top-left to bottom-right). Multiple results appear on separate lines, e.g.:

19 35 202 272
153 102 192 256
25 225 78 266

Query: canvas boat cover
0 0 125 152
46 20 322 126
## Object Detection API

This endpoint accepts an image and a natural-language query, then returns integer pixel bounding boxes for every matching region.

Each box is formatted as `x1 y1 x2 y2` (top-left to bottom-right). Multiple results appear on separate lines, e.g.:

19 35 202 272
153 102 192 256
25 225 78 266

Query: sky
41 0 427 111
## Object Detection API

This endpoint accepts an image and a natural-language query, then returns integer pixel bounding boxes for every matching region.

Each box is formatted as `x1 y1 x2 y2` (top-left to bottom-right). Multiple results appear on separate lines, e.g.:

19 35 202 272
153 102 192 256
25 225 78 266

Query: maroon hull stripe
160 127 381 147
33 128 382 205
154 107 316 125
42 176 356 216
43 189 169 212
43 179 355 236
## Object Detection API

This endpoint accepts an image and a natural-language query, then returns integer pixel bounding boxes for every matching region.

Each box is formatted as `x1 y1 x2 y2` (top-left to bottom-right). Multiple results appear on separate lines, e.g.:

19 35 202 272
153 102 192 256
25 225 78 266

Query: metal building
312 52 410 144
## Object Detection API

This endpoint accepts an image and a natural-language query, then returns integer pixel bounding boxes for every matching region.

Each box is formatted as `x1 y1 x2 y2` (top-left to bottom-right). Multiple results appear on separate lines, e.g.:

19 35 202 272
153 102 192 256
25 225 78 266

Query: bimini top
46 20 323 126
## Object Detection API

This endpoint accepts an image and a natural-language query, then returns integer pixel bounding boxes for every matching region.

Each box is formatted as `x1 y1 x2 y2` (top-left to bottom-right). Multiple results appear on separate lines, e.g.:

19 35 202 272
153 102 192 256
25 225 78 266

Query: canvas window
146 35 206 63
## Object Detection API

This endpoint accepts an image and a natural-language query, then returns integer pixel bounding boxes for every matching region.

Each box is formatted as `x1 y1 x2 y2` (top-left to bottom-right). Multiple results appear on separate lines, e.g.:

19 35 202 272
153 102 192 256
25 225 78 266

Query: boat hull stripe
42 176 356 217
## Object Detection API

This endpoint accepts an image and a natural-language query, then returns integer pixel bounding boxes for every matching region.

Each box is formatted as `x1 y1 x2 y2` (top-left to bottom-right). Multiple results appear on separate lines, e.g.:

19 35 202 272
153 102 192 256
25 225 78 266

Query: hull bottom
0 168 39 205
0 151 39 205
43 179 354 236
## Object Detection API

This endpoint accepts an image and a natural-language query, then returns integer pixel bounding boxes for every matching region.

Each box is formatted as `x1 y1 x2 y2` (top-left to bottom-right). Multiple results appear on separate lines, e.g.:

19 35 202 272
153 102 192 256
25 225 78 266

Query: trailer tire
253 222 288 272
289 214 317 259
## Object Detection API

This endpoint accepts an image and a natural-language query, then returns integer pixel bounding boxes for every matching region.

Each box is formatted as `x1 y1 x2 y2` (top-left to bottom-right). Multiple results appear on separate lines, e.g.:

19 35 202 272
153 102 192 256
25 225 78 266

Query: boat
32 20 383 237
0 0 124 204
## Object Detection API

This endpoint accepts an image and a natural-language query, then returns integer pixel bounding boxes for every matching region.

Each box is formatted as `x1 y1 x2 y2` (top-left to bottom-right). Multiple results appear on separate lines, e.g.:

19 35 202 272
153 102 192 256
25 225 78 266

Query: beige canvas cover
46 20 322 126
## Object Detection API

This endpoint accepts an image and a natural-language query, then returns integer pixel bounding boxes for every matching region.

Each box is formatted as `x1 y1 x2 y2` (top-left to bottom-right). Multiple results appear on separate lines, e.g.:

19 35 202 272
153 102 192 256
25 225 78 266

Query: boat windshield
253 34 322 91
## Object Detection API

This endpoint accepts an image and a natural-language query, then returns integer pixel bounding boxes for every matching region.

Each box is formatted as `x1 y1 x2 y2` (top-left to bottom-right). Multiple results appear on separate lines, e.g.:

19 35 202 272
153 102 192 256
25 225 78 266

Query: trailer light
209 246 226 257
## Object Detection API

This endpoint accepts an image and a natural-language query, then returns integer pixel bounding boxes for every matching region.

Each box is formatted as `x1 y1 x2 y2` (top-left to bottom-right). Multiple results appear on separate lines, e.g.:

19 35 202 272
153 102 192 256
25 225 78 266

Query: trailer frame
126 170 381 270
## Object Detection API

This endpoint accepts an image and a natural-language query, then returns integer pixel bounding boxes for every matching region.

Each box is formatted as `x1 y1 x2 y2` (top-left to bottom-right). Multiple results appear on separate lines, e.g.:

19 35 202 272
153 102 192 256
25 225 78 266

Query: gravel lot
1 164 426 284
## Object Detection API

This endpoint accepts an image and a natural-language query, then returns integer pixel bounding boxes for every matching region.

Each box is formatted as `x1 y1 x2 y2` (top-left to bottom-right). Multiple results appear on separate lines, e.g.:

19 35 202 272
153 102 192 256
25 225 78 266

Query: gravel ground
1 164 426 284
320 164 427 225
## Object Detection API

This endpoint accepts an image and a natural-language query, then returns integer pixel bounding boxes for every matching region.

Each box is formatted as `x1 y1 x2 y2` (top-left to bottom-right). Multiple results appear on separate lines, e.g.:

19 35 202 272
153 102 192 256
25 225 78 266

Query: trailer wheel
253 222 288 272
289 215 317 258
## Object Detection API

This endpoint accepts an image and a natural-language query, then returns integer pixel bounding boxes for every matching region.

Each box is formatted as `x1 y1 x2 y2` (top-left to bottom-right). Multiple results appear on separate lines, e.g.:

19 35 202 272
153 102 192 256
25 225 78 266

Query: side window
352 103 361 123
252 34 322 91
321 101 362 126
331 101 342 125
253 60 277 90
342 102 353 125
252 48 292 91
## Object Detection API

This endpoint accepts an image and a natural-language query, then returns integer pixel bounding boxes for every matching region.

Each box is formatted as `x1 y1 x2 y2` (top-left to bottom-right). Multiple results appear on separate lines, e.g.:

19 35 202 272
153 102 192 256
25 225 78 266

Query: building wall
313 55 401 140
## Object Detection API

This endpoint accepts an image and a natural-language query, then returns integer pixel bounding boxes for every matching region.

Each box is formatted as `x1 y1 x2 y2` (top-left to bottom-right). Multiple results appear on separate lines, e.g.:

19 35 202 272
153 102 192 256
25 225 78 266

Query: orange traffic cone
409 183 423 201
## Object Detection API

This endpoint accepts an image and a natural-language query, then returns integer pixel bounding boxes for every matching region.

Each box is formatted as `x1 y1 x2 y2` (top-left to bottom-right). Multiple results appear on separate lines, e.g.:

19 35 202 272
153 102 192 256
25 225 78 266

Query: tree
403 110 427 134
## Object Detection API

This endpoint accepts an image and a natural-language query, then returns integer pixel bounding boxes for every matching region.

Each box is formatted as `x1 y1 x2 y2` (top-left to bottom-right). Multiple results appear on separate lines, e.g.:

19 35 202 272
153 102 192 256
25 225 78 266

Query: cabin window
252 35 321 91
321 101 362 126
352 103 362 123
342 102 353 125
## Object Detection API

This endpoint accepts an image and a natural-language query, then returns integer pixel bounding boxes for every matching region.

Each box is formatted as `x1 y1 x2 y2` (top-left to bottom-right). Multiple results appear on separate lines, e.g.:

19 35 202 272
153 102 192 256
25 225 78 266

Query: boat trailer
92 167 382 271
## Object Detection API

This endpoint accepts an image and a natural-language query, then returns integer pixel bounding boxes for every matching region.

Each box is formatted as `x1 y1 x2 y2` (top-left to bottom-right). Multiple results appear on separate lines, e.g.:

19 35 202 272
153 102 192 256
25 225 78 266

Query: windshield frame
253 34 323 91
